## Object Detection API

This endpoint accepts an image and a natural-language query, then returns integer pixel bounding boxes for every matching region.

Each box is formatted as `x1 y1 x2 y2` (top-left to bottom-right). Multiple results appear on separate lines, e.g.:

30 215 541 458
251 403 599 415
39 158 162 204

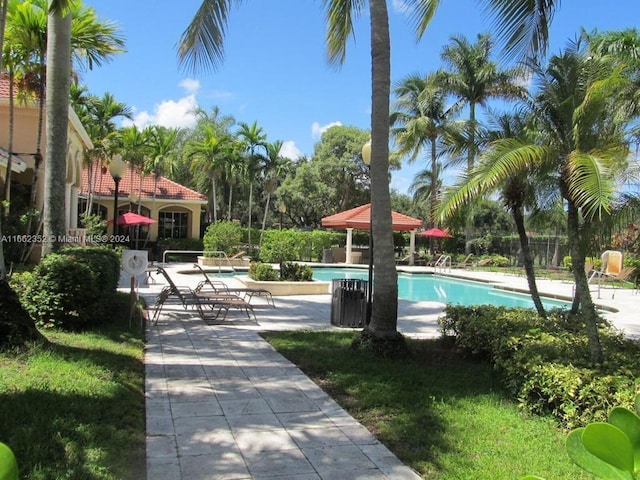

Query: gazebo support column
346 228 354 264
409 229 416 266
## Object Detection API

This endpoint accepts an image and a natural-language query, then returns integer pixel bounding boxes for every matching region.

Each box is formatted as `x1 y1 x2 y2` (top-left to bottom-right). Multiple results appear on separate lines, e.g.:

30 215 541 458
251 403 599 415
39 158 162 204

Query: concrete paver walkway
145 306 421 480
138 263 638 479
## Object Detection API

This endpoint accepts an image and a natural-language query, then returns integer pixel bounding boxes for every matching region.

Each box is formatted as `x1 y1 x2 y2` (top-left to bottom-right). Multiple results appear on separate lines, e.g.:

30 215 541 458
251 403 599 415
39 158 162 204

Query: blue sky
80 0 640 195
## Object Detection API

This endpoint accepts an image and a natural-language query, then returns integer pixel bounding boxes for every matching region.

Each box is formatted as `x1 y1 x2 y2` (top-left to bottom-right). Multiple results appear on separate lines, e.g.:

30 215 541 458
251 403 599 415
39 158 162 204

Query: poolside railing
434 255 451 273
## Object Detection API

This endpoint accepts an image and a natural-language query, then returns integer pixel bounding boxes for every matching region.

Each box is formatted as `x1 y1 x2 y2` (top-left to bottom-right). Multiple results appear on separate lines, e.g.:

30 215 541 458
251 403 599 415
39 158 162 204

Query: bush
248 262 279 281
280 262 313 281
18 247 121 330
439 304 640 428
202 221 242 256
61 246 120 292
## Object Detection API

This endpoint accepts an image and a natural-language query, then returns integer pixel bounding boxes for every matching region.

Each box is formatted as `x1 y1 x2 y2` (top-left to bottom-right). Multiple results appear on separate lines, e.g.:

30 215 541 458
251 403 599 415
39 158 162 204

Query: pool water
312 268 570 310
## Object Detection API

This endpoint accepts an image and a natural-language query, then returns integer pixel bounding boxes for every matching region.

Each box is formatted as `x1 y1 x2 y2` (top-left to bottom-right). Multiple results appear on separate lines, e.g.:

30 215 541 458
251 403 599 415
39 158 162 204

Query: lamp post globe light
361 140 372 325
109 154 126 238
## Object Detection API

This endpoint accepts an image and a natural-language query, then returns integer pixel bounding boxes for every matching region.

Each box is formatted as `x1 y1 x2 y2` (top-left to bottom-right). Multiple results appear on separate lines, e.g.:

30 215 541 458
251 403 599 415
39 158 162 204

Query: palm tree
443 40 634 363
39 0 123 255
185 124 233 223
391 72 458 227
437 34 526 173
237 121 266 246
176 0 561 350
259 140 289 241
440 134 549 316
72 89 132 216
144 125 182 245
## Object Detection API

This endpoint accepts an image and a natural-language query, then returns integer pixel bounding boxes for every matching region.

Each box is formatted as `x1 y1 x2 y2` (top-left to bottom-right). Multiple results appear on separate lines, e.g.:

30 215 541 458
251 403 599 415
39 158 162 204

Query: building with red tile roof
80 162 207 241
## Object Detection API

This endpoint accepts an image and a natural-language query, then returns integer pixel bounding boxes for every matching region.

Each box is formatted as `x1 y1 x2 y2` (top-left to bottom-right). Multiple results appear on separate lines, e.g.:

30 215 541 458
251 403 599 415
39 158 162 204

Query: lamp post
361 139 372 325
109 155 126 238
278 202 286 230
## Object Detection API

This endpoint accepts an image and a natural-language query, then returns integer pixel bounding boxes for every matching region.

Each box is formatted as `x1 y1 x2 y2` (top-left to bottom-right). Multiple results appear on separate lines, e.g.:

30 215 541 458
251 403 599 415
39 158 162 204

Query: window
158 211 188 239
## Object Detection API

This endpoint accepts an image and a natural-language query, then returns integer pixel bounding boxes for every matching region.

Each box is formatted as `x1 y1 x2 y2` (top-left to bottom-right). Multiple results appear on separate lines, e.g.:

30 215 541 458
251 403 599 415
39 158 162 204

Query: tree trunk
363 0 401 344
0 280 47 350
42 8 72 256
566 200 603 364
512 206 546 317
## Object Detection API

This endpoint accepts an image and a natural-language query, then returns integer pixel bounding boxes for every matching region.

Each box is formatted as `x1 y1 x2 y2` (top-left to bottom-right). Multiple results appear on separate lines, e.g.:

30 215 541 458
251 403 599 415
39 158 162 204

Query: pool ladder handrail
434 255 451 272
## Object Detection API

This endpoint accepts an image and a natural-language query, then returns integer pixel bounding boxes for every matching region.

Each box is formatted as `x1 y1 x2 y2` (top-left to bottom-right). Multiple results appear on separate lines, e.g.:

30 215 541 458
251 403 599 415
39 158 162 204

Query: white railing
434 255 451 273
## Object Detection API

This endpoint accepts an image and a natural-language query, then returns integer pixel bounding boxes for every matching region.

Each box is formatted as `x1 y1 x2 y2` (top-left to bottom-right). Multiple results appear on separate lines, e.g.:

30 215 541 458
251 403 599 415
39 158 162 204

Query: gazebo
321 203 423 265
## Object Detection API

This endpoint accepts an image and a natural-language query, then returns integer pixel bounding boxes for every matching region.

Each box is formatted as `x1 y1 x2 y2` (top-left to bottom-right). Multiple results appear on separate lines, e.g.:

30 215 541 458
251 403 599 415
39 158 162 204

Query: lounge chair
452 254 474 268
395 253 413 265
192 263 276 307
602 267 636 298
193 291 257 324
152 267 199 324
228 250 247 260
471 258 492 268
153 266 257 324
588 250 623 284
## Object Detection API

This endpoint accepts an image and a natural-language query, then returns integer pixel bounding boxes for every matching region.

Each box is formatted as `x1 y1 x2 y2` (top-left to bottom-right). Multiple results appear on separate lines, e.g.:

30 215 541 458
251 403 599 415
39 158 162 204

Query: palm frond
177 0 241 73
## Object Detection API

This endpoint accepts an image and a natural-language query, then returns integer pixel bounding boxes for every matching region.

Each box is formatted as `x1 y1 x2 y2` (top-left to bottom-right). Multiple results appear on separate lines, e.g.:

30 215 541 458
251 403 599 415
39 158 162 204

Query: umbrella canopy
108 211 156 226
418 227 453 238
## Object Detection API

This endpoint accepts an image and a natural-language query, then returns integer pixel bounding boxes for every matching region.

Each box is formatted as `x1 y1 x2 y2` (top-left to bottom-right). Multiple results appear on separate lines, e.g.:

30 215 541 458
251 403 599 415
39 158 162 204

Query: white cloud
279 141 303 160
179 78 200 94
311 121 342 139
125 78 201 129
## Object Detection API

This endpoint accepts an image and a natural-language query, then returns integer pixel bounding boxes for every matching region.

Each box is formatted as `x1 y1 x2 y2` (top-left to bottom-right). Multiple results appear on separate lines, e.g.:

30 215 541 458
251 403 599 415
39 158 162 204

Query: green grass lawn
262 330 589 480
0 294 145 480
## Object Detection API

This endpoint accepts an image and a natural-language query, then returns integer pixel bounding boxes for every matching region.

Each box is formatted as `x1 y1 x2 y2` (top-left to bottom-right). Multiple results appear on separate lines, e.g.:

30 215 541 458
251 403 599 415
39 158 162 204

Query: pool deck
136 263 638 480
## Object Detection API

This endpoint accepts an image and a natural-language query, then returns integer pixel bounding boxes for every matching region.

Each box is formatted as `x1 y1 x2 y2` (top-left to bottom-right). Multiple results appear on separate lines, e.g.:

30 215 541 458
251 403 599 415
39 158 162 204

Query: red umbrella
418 227 453 238
108 211 156 226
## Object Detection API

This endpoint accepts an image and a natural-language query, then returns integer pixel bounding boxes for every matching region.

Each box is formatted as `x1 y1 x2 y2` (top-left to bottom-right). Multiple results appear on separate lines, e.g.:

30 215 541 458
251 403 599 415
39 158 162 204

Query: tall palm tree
185 124 233 222
391 72 458 227
437 34 526 173
237 121 266 246
38 0 123 255
177 0 560 349
259 140 288 241
144 125 182 244
440 134 549 316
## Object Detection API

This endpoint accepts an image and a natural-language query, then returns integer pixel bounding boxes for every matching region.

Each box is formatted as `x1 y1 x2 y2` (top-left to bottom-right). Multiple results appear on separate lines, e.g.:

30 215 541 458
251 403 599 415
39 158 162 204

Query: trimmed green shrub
202 221 242 256
439 305 640 428
61 246 120 293
19 247 121 330
248 262 279 281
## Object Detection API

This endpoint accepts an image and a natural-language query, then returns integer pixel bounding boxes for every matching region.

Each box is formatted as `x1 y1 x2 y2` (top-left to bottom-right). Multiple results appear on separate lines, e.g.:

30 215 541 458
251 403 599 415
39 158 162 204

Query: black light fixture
361 139 372 325
108 155 126 237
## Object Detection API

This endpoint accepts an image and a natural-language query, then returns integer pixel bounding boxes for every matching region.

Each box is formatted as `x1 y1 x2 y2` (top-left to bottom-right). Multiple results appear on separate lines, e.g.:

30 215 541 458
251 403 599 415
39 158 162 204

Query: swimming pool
312 267 570 310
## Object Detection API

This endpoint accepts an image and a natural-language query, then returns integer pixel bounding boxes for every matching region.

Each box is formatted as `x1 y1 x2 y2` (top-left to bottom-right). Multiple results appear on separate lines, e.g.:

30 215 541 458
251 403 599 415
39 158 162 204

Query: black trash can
322 248 334 263
330 278 368 328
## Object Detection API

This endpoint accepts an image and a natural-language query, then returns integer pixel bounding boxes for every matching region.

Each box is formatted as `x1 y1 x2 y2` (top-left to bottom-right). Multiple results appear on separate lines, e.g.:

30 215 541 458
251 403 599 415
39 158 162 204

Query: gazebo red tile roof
321 203 422 231
80 163 207 202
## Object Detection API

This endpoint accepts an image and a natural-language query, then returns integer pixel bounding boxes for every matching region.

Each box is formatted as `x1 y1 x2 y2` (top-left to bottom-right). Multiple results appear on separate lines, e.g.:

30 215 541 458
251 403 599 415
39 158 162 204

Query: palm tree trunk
2 67 15 216
364 0 400 341
211 175 218 222
429 137 437 227
248 183 253 246
512 206 546 317
259 192 271 246
567 200 603 364
42 8 72 256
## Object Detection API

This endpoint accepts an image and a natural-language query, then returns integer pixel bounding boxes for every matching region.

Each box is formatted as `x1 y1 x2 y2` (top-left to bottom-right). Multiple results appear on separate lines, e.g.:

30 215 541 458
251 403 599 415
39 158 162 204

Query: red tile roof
80 163 207 202
321 203 423 231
